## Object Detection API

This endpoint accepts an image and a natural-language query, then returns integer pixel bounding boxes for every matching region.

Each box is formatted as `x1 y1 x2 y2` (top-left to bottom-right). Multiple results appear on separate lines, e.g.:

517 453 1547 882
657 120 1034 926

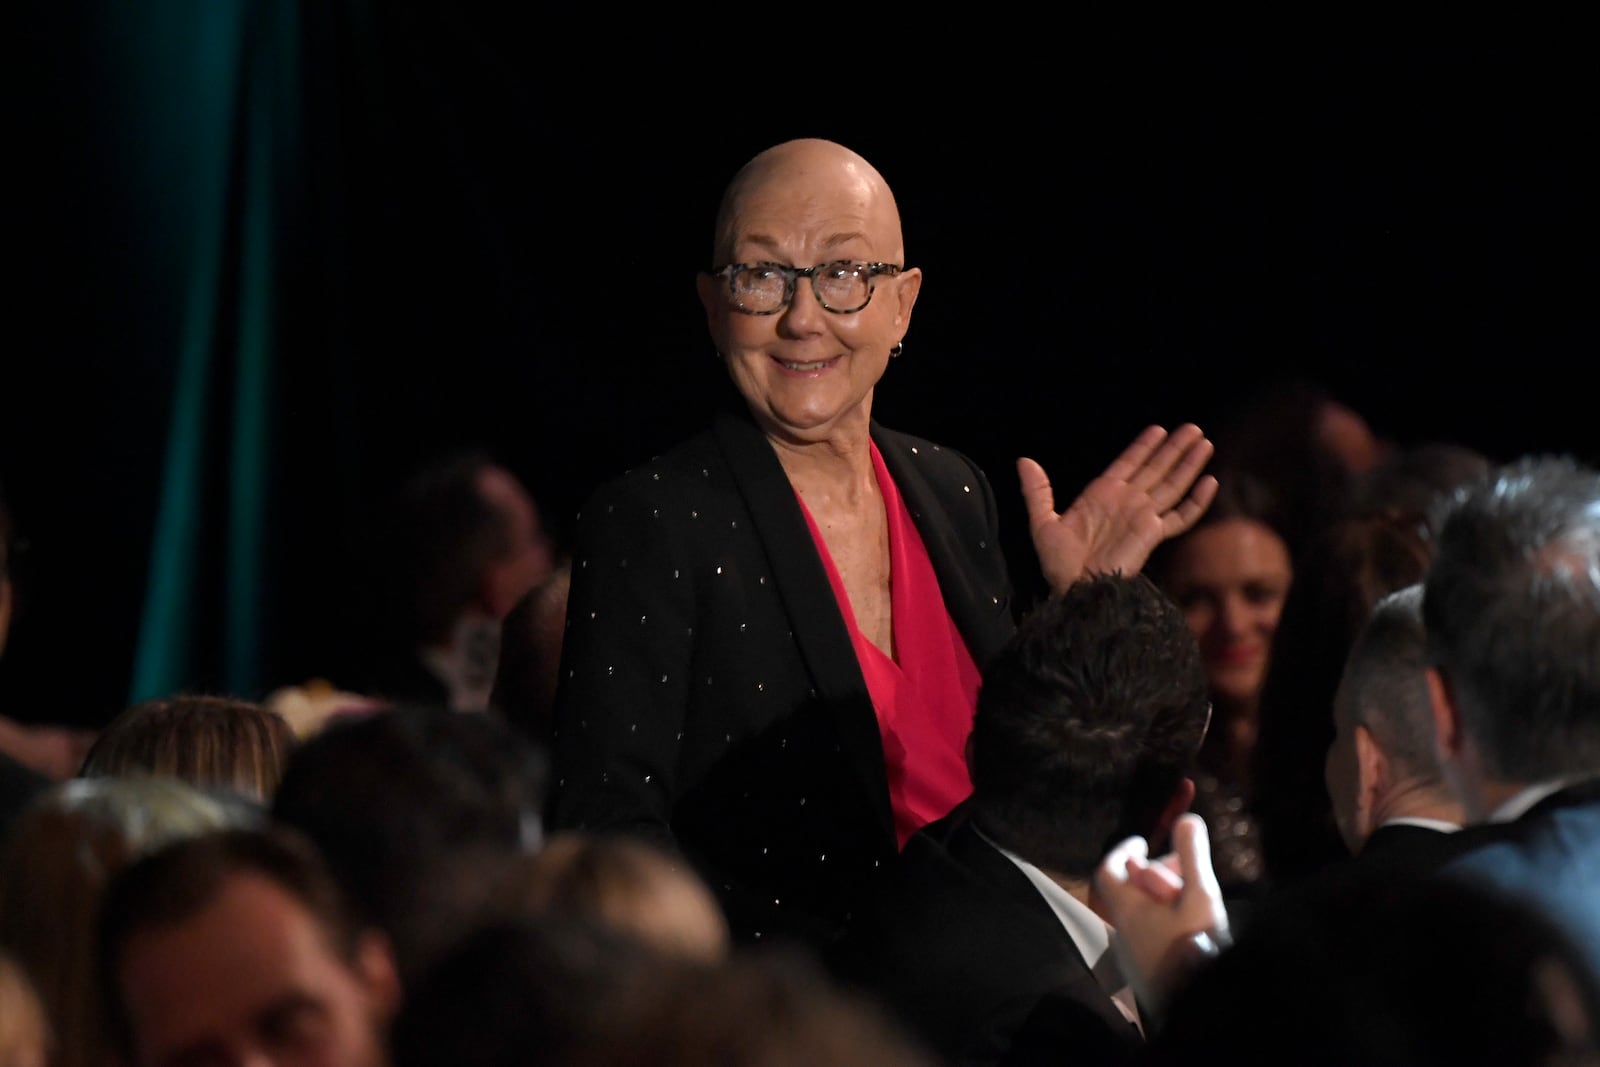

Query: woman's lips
1208 646 1263 669
772 354 841 375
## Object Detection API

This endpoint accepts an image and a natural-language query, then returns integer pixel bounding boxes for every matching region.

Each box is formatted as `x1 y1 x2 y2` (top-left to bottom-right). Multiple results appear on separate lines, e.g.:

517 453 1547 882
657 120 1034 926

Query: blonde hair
78 692 297 802
0 777 258 1067
498 833 730 962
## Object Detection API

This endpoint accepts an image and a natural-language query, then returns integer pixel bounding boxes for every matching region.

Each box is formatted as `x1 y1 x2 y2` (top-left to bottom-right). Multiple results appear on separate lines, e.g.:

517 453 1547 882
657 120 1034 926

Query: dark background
5 14 1596 726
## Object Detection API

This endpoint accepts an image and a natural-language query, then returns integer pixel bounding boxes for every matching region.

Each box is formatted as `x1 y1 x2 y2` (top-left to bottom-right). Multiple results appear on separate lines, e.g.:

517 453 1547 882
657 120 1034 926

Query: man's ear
1150 776 1197 853
1353 723 1388 840
355 929 403 1022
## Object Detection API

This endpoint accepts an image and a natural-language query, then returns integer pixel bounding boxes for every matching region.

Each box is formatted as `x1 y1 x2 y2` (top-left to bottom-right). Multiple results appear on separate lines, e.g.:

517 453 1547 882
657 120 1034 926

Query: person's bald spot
712 138 905 267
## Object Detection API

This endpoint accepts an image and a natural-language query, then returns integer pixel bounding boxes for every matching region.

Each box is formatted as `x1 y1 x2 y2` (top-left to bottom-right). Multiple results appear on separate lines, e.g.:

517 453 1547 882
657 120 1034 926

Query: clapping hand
1093 813 1231 1020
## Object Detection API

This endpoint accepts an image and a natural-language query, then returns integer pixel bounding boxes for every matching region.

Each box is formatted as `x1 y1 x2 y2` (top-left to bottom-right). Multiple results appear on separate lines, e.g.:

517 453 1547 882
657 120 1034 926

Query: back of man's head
1338 586 1437 772
1329 584 1458 850
1423 454 1600 784
393 451 511 644
969 571 1210 877
269 704 548 983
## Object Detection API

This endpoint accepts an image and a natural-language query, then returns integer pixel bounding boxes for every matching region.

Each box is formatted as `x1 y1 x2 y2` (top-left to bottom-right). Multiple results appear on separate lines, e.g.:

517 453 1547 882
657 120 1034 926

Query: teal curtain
126 1 301 703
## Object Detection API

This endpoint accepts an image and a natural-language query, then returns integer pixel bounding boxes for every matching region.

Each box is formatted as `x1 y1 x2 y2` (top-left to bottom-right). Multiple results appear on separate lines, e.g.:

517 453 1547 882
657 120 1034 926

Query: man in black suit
832 571 1211 1066
1424 454 1600 979
1324 583 1473 873
362 450 555 713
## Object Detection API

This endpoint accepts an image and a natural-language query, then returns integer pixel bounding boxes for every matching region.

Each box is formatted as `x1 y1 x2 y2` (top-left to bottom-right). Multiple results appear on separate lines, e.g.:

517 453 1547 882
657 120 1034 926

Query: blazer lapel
710 411 896 845
947 816 1141 1039
873 424 1010 667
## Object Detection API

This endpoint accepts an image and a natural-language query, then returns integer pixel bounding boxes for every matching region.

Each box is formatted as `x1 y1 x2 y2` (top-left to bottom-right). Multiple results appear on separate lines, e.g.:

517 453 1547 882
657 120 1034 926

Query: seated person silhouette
1324 583 1472 873
363 450 554 713
832 571 1211 1066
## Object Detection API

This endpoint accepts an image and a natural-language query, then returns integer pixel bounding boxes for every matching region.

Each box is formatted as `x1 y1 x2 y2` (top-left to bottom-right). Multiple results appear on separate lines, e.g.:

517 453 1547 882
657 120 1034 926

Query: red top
796 442 983 848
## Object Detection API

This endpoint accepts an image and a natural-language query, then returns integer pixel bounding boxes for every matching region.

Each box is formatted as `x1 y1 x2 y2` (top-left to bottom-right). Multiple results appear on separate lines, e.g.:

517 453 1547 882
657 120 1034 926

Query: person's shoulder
872 423 990 485
1438 820 1550 884
873 423 979 464
579 426 726 505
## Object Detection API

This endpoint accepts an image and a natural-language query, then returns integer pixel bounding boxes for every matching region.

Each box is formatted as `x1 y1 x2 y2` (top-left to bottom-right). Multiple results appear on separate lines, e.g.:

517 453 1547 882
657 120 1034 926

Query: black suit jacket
1356 821 1486 876
1442 777 1600 981
547 410 1016 953
831 803 1143 1067
1238 820 1494 945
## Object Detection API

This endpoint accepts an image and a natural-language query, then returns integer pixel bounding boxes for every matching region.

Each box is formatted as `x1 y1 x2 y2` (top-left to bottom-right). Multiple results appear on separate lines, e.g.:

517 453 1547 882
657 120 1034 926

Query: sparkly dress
1190 720 1267 898
1191 768 1265 895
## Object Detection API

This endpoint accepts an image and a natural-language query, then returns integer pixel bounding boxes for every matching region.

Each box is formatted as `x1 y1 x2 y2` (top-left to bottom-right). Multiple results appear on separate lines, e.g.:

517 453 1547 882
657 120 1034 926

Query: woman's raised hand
1019 423 1217 594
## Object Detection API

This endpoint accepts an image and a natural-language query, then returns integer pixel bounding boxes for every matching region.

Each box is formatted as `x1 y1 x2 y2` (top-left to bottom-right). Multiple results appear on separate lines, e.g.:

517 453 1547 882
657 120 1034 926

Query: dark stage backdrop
6 10 1596 727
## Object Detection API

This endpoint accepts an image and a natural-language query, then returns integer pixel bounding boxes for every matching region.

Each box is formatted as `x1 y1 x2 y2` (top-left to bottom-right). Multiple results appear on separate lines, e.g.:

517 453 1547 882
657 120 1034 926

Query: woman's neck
769 426 877 503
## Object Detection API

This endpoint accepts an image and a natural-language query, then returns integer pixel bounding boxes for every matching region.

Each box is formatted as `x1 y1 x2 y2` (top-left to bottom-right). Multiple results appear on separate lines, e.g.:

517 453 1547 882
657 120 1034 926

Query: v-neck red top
796 442 983 848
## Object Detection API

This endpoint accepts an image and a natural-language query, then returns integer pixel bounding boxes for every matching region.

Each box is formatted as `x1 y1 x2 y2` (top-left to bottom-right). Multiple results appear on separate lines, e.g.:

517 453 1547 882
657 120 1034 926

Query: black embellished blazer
546 409 1016 952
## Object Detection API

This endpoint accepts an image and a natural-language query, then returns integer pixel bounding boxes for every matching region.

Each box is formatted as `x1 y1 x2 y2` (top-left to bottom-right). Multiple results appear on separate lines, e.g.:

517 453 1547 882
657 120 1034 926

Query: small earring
890 342 905 359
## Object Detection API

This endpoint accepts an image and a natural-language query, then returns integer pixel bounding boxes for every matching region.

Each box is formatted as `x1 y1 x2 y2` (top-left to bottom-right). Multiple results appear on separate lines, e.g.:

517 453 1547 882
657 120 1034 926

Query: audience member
0 949 49 1067
394 914 936 1067
490 561 571 747
1122 820 1600 1065
1205 377 1388 560
549 136 1217 955
833 572 1209 1065
77 691 297 803
494 831 729 962
1146 470 1291 898
390 914 697 1067
96 825 400 1067
1344 438 1494 535
0 776 259 1067
1247 510 1436 888
270 702 549 987
362 449 555 713
1095 816 1600 1066
1425 454 1600 978
599 947 939 1067
1323 583 1471 870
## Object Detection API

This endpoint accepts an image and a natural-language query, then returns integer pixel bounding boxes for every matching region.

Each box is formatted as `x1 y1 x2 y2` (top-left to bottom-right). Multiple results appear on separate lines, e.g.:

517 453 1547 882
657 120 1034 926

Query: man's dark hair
1423 454 1600 782
269 704 548 984
1250 509 1435 887
390 450 517 646
1338 584 1440 781
969 571 1210 876
95 825 362 1059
